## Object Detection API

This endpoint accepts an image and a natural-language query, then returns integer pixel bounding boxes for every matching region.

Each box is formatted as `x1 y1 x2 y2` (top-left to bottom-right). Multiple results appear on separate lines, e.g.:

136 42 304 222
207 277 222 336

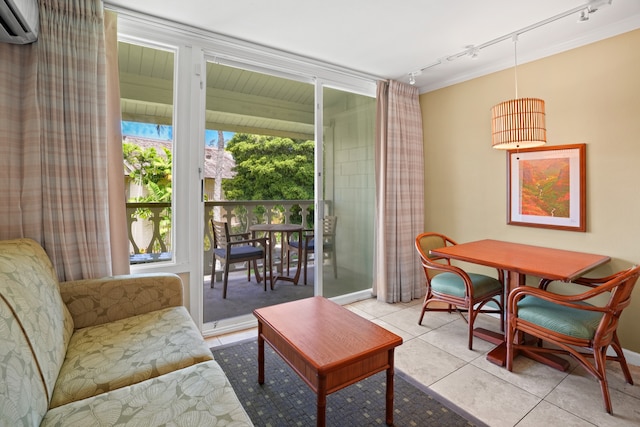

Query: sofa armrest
59 273 183 329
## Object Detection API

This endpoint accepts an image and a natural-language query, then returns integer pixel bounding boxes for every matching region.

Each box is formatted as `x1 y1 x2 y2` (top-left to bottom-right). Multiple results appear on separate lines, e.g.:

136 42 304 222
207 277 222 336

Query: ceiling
106 0 640 92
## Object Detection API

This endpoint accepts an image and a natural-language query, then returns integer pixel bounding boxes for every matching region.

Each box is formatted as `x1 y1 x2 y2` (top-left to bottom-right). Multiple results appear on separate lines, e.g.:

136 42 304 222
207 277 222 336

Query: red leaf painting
519 158 570 218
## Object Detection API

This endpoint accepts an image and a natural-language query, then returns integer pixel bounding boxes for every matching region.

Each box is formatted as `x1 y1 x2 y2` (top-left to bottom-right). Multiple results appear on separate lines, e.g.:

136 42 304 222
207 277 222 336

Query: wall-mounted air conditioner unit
0 0 38 44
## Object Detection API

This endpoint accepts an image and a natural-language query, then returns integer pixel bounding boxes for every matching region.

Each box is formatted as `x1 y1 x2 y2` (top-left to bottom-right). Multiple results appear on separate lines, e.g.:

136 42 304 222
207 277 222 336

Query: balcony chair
210 219 268 299
285 216 338 285
506 264 640 414
415 232 504 350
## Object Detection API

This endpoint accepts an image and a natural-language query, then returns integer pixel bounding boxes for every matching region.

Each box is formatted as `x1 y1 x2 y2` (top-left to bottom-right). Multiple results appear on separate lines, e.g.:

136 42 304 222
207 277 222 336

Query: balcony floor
203 258 368 323
203 265 314 323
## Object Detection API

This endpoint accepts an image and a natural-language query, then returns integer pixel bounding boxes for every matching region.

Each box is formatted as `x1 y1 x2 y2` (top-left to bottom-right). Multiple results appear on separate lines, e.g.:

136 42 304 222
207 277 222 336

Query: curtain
104 10 130 275
373 80 425 303
0 0 112 281
0 41 41 241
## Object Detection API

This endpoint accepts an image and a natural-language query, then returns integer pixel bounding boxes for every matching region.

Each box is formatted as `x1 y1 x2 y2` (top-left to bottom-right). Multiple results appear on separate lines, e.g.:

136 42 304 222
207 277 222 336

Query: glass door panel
202 60 315 327
321 87 376 298
118 41 175 267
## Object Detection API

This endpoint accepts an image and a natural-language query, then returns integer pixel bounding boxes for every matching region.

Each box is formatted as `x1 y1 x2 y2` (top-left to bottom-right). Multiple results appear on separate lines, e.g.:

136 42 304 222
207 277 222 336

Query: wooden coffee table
253 296 403 426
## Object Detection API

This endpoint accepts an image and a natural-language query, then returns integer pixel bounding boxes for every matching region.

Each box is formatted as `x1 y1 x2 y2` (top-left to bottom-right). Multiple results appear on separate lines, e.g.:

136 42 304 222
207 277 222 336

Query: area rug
212 339 483 427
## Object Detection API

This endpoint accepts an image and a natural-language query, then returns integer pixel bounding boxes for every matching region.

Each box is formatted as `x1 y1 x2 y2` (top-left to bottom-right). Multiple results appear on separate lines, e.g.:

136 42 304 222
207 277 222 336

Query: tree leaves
222 134 314 202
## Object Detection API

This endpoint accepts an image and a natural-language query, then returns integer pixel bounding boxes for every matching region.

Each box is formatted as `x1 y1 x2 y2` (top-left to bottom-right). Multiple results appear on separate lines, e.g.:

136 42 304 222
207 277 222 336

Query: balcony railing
126 200 326 274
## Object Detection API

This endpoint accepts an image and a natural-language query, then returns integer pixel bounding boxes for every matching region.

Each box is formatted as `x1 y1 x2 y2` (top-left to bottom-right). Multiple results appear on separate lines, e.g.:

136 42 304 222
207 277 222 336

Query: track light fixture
408 70 422 85
578 9 590 22
406 0 614 85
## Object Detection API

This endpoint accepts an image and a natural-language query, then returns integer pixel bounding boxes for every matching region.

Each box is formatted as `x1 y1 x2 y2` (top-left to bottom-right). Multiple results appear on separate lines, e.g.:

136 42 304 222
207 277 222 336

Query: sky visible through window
121 121 235 146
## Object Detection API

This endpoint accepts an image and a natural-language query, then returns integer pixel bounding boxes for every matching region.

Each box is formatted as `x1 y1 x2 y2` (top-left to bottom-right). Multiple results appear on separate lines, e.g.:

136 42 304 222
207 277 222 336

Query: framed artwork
507 143 586 232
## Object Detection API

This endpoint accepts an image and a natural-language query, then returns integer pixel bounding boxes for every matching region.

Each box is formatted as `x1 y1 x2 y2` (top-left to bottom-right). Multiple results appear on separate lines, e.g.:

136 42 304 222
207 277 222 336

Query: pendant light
491 36 546 150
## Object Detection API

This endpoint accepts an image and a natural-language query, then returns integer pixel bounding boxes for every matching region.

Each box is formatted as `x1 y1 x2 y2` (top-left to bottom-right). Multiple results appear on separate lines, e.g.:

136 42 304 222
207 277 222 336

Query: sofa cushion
50 306 214 408
0 297 49 427
0 238 74 404
42 360 253 426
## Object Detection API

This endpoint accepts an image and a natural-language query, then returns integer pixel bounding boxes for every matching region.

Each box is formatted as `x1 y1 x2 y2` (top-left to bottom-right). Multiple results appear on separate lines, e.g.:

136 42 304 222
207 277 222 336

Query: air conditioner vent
0 0 38 45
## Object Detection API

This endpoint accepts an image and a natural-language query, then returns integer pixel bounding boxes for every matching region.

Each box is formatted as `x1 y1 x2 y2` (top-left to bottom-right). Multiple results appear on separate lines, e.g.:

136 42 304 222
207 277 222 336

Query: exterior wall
420 29 640 352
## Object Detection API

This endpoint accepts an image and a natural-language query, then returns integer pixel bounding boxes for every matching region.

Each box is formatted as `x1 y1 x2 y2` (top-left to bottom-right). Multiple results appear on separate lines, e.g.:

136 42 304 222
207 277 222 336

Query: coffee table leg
317 375 326 427
386 350 395 426
258 326 265 385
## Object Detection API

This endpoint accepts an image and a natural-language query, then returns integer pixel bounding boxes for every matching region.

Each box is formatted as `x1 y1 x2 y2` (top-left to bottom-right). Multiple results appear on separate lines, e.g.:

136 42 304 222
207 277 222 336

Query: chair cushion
431 272 502 298
517 296 603 340
214 246 263 261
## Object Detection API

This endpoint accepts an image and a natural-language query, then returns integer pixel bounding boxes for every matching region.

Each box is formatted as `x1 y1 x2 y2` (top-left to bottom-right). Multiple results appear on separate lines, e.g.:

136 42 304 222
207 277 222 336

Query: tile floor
207 297 640 427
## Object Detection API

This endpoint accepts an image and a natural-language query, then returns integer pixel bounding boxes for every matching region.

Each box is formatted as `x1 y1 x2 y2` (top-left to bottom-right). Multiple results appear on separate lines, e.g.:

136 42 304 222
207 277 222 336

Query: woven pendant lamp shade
491 97 546 149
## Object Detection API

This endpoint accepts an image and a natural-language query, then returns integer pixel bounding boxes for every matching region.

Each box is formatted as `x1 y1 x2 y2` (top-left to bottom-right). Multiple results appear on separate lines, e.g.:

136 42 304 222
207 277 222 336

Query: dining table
429 239 611 371
249 223 303 287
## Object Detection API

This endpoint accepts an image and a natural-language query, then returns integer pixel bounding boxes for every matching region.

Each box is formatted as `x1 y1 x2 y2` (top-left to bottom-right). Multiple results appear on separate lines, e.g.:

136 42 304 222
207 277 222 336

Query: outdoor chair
415 232 504 350
211 219 268 299
506 264 640 414
285 216 338 285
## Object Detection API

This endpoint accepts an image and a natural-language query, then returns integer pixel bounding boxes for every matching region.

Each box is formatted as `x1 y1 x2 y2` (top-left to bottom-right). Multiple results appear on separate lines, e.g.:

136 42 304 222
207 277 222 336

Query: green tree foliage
123 142 173 252
222 134 314 201
123 142 172 202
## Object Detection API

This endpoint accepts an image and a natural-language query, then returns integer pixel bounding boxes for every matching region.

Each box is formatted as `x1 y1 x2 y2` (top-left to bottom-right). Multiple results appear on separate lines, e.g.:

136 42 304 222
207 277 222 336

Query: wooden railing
126 200 328 273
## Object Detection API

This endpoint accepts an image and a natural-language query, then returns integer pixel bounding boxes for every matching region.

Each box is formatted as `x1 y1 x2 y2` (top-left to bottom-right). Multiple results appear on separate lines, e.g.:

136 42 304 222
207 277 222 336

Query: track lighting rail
407 0 612 84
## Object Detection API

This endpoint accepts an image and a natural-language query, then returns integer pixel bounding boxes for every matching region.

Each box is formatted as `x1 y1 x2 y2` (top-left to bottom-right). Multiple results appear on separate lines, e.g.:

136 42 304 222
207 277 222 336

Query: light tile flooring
207 297 640 427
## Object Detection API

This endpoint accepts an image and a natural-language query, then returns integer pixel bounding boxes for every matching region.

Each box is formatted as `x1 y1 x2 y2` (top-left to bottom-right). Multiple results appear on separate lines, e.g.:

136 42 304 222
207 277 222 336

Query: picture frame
507 143 586 232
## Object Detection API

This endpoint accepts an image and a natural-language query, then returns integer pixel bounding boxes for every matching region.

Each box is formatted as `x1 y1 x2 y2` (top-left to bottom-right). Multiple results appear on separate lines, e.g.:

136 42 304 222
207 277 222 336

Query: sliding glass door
201 59 315 329
113 8 378 336
319 87 376 298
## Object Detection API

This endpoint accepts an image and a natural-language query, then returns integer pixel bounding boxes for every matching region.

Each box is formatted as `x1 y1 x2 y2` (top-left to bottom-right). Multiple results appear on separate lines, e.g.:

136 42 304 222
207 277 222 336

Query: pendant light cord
513 35 519 99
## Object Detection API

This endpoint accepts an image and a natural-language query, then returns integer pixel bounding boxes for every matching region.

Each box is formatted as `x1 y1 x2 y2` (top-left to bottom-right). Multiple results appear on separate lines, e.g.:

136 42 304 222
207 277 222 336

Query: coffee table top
254 296 402 370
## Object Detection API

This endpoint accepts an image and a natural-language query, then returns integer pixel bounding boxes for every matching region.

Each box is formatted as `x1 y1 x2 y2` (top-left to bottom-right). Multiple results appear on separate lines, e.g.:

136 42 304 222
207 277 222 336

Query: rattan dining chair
415 232 504 350
506 264 640 414
210 219 268 299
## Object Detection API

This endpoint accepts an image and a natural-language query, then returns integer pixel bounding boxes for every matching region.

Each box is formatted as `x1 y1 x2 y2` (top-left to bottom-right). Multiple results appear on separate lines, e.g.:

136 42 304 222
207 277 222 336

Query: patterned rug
212 339 484 427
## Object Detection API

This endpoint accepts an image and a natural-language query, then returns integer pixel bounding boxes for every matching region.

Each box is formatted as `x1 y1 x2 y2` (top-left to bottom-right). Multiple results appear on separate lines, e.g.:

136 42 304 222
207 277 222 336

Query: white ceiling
105 0 640 92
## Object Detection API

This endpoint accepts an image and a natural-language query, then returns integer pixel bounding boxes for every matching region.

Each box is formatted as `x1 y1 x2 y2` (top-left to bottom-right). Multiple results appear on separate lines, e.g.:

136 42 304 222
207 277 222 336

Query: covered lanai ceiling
112 0 640 139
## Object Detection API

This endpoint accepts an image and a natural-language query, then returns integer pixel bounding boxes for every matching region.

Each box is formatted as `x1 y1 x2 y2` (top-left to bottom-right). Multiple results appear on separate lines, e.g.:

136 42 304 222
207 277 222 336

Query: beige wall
420 29 640 352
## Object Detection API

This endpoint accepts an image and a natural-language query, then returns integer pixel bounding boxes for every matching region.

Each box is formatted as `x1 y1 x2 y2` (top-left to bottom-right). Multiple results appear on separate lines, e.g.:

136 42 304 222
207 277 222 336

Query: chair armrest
422 261 476 293
539 269 631 290
59 273 183 329
508 284 611 316
573 272 625 287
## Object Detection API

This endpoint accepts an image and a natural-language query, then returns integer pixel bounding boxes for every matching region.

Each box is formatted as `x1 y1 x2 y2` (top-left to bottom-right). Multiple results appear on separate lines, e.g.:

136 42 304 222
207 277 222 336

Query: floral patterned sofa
0 238 253 426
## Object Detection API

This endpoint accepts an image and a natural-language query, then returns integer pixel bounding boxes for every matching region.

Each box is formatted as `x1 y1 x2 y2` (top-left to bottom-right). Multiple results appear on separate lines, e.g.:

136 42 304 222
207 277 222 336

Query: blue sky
121 121 235 146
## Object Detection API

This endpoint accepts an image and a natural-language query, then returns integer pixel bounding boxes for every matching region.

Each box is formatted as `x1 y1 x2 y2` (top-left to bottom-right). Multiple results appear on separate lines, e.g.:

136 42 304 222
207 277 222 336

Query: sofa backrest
0 238 74 425
0 297 49 426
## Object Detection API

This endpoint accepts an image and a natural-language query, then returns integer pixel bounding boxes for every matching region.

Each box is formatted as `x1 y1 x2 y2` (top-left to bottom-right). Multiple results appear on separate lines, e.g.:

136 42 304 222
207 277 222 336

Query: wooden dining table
429 239 610 370
249 223 303 287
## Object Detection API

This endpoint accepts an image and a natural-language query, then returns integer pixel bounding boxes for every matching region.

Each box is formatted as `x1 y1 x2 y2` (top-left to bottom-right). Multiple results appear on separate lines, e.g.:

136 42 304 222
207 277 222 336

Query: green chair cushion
517 296 603 340
431 272 502 298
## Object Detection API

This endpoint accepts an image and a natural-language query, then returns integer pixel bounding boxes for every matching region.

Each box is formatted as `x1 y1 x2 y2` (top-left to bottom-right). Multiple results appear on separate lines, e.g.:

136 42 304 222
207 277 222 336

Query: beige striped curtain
373 80 425 303
0 0 115 281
